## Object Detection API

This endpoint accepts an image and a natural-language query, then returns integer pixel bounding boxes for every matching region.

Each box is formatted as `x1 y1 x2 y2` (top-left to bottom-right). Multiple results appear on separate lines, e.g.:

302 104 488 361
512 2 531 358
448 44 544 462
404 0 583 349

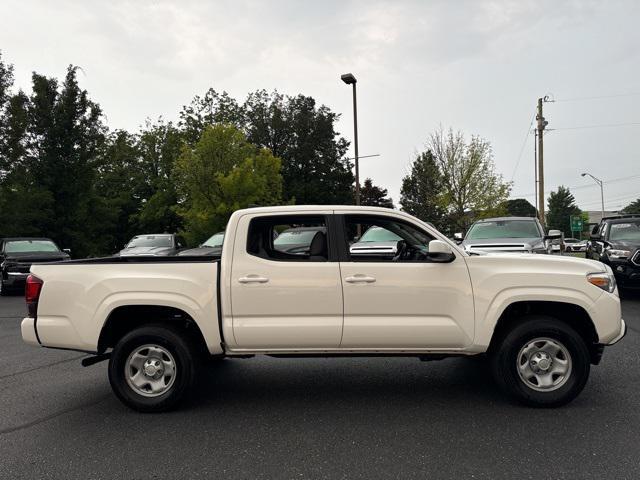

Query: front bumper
2 272 29 288
607 318 626 345
610 262 640 289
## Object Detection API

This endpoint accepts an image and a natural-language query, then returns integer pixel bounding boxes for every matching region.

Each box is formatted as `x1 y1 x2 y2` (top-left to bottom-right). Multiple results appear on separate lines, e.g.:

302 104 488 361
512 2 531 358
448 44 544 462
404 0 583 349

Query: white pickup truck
21 206 626 411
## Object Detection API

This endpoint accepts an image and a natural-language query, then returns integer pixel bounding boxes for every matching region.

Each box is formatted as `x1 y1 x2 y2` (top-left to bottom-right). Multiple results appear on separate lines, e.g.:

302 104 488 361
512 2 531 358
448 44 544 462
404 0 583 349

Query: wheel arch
98 305 213 357
487 300 601 364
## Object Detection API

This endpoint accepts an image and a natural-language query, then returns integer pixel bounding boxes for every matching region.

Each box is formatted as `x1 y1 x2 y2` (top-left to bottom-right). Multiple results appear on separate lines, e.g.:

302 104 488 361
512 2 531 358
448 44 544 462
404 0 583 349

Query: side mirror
63 248 71 255
544 229 562 241
427 240 455 263
590 233 601 241
453 232 463 244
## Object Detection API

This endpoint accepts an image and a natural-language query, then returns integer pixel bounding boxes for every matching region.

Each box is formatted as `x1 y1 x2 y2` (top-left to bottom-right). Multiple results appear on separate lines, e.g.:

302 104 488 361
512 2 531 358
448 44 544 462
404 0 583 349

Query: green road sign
570 215 583 232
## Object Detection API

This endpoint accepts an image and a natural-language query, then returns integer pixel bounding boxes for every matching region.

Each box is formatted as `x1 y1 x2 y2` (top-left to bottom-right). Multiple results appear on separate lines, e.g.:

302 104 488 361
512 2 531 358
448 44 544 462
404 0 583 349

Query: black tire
0 280 8 296
108 324 198 412
490 315 590 407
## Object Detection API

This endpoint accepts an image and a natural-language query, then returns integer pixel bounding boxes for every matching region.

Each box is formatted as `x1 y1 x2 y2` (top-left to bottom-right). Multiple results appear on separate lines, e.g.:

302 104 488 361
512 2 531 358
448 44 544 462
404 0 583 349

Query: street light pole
581 172 605 220
341 73 360 205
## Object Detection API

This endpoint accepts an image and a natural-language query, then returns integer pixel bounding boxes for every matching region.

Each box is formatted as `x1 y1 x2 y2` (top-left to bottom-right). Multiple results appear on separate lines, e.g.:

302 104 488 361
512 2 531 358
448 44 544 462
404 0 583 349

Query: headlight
587 272 616 293
606 248 631 259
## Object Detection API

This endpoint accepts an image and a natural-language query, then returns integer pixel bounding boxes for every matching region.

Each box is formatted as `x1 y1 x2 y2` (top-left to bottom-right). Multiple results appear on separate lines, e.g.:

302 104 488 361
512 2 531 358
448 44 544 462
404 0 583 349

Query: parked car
456 217 560 254
178 232 224 257
22 205 625 411
586 214 640 290
564 238 587 253
0 237 70 295
349 225 402 258
271 226 326 255
116 234 186 257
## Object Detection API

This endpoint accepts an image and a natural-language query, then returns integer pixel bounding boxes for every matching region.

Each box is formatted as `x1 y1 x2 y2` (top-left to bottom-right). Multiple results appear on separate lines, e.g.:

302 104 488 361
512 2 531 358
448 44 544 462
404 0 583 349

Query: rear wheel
491 316 590 407
108 325 198 412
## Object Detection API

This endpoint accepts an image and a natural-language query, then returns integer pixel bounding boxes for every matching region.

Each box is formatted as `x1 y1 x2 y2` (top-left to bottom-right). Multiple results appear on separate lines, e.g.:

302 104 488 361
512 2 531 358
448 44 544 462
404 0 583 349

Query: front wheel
491 316 591 407
108 325 198 412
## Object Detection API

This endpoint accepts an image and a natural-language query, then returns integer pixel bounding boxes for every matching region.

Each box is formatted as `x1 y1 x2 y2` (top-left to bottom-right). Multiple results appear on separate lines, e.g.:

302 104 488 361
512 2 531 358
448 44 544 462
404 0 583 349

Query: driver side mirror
590 233 601 241
427 240 455 263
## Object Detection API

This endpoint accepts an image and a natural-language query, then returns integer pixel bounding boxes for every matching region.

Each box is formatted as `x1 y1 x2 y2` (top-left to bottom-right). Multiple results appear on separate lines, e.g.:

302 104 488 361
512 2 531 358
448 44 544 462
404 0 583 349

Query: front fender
475 286 602 348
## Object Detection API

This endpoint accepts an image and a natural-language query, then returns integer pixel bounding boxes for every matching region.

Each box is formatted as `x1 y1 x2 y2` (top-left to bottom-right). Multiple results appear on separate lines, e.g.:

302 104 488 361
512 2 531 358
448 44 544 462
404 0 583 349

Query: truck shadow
186 356 510 411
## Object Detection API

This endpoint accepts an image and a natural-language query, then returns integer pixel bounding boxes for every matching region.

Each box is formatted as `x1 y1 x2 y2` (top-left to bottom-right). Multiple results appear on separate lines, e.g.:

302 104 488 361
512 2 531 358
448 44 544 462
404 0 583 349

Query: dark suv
1 237 70 295
586 215 640 290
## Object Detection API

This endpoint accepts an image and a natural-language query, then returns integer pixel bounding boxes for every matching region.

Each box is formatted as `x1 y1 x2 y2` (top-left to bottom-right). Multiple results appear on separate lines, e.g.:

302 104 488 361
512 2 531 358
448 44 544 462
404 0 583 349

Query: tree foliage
503 198 537 217
399 150 446 230
360 178 394 208
174 124 283 244
180 89 354 205
622 198 640 214
427 127 511 231
547 186 581 236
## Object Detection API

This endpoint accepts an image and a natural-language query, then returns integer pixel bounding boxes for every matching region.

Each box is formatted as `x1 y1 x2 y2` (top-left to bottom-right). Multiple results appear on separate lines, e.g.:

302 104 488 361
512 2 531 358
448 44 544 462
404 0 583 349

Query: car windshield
274 229 320 245
127 236 172 248
5 240 60 253
202 233 224 248
608 222 640 242
359 226 403 242
466 220 541 240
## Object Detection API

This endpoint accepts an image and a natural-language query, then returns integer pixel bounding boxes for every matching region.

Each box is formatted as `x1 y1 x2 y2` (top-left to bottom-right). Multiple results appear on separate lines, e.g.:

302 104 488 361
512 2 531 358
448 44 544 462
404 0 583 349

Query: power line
549 122 640 131
511 173 640 199
510 113 535 181
554 92 640 103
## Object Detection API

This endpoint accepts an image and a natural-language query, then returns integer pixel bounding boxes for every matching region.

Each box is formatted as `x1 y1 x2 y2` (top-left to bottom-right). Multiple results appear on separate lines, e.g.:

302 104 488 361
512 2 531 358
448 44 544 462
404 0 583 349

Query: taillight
25 274 43 318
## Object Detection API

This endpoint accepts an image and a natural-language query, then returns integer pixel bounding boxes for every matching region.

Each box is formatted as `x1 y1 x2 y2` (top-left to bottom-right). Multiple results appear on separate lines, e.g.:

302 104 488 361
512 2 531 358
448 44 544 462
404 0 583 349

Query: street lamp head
341 73 357 85
581 173 587 177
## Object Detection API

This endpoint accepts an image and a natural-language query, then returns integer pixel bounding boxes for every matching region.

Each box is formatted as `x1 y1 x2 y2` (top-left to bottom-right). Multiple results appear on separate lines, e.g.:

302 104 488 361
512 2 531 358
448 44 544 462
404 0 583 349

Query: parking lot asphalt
1 292 639 479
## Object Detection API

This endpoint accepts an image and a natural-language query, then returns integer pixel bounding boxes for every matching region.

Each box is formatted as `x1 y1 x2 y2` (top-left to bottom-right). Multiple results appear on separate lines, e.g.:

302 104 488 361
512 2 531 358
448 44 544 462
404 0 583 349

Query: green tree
360 178 394 208
174 124 283 244
622 198 640 214
503 198 537 217
547 186 581 236
399 150 446 230
428 127 511 231
134 118 184 234
93 130 145 251
180 89 354 205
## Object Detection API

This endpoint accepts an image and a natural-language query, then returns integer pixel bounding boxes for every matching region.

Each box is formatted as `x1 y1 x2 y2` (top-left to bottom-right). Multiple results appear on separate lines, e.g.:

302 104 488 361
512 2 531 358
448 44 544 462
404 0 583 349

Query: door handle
344 275 376 284
238 275 269 284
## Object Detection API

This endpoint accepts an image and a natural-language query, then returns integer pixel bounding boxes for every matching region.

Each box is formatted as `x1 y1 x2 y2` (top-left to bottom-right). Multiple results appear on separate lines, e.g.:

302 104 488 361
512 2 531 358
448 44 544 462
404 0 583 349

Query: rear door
338 213 475 349
229 211 343 349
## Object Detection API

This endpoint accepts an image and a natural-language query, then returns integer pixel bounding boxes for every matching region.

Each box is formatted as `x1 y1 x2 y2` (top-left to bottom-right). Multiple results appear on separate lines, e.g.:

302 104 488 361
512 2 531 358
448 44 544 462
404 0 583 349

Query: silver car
457 217 560 254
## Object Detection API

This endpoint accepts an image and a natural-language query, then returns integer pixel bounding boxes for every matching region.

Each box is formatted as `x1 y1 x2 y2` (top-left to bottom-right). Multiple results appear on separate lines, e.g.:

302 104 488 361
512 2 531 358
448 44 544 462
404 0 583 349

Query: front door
230 212 343 350
338 214 474 349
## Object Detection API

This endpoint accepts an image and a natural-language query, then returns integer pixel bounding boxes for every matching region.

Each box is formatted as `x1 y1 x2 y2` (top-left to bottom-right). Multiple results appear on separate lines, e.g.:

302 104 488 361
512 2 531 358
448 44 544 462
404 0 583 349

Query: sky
1 0 639 212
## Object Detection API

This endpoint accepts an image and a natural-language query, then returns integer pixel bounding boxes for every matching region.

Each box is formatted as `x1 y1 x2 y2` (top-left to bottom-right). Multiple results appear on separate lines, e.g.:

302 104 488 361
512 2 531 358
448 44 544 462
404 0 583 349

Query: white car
21 206 625 411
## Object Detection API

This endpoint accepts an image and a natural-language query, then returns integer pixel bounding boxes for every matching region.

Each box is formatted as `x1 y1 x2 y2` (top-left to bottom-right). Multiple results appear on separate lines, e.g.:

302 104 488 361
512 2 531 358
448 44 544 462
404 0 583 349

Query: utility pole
536 98 548 225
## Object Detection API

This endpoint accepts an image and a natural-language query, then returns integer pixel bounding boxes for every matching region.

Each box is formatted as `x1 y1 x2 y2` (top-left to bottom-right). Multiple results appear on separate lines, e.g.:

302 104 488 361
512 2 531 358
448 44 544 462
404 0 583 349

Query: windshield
609 222 640 242
274 229 320 246
359 226 403 242
466 220 541 240
127 236 173 248
5 240 60 253
202 233 224 247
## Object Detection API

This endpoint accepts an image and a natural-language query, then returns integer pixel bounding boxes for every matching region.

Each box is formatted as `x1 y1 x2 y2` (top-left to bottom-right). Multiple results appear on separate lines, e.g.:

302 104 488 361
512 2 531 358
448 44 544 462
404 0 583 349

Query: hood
178 246 222 257
469 250 605 269
607 240 640 251
3 251 69 263
117 246 174 256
